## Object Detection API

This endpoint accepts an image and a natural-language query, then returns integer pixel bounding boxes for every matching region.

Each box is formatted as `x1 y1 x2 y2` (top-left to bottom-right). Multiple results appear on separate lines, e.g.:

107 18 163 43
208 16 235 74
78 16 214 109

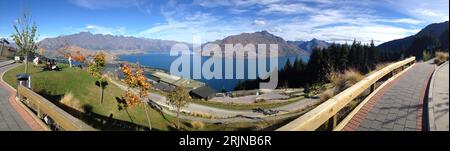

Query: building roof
152 71 180 84
190 86 216 99
154 82 175 92
151 71 205 91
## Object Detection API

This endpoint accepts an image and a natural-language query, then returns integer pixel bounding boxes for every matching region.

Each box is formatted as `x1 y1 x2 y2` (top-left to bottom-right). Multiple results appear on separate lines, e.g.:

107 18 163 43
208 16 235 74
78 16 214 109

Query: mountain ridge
377 21 449 51
205 30 309 56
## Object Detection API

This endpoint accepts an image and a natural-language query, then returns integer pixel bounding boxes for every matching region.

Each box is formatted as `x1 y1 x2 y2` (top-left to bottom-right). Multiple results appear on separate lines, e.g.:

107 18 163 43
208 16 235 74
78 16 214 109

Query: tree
120 63 153 130
87 52 106 104
135 63 152 130
11 13 38 74
368 40 379 70
38 48 45 56
167 86 191 130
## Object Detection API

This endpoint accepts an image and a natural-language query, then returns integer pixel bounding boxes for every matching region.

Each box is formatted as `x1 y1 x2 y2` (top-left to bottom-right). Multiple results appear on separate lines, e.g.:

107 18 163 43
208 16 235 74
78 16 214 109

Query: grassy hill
3 64 191 130
3 63 279 131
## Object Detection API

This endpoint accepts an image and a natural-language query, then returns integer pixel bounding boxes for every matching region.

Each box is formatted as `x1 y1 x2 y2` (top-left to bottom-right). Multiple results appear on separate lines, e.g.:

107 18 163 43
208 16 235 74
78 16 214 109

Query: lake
119 53 309 91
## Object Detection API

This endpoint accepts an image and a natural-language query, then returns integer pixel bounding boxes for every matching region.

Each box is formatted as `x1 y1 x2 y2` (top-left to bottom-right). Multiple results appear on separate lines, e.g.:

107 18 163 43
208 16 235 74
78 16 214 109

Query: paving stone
0 63 32 131
393 124 405 131
405 120 416 129
348 62 435 131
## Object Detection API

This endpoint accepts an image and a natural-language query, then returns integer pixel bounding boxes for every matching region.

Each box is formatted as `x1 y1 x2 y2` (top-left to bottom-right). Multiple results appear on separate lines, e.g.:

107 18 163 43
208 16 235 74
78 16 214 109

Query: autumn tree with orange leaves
87 52 106 104
120 63 153 130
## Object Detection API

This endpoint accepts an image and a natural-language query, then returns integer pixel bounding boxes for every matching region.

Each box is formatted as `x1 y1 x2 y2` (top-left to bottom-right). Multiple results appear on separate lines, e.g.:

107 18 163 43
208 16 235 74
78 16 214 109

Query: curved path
428 62 449 131
109 75 319 120
0 61 42 131
343 61 436 131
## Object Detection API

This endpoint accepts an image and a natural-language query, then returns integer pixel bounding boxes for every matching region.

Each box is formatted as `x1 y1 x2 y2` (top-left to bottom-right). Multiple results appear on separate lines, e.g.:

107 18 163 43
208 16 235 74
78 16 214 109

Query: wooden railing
277 57 416 131
17 85 96 131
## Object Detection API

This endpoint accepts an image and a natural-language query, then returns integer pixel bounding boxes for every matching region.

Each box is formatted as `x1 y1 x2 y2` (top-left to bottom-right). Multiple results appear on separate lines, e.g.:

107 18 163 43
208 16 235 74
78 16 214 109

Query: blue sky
0 0 448 45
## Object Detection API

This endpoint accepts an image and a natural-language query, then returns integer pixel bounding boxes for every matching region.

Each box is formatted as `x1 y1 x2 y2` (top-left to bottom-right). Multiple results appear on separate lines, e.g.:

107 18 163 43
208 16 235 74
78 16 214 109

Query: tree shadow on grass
36 89 64 103
59 103 155 131
35 90 158 131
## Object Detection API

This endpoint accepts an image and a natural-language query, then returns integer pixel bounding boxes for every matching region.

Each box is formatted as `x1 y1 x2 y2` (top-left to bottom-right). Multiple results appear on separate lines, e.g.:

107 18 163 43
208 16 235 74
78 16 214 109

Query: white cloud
253 19 266 25
261 3 317 14
383 0 449 23
69 0 137 9
83 0 443 46
70 0 153 14
84 25 126 35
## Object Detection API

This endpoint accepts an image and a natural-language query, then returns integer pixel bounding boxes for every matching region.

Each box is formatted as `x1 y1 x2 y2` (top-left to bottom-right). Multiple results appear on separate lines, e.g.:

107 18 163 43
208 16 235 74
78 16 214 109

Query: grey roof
154 82 175 92
190 86 216 99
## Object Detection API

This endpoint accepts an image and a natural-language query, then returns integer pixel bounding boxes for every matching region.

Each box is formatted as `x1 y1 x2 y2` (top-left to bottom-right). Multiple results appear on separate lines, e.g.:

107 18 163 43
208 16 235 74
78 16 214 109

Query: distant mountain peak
207 30 307 56
288 38 331 52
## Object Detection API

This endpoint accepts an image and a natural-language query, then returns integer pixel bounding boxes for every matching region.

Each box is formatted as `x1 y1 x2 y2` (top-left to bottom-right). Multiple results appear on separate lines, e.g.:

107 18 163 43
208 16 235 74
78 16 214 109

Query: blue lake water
119 53 309 91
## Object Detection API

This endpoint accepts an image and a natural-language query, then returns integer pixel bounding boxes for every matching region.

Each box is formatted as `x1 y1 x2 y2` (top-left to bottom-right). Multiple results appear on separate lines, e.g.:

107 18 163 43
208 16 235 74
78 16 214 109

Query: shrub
331 69 363 94
319 89 334 102
434 52 449 65
60 92 83 113
422 50 433 61
189 121 205 130
189 111 216 119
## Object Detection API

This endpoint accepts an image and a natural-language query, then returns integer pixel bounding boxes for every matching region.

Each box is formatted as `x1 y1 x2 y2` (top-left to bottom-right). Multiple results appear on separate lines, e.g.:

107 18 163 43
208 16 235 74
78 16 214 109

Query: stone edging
427 61 449 131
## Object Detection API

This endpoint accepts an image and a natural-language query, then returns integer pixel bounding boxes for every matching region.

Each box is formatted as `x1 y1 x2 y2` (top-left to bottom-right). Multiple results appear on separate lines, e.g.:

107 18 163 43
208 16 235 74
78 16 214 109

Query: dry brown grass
189 121 205 130
330 69 364 94
319 89 334 102
435 52 449 65
188 111 217 119
60 92 84 113
321 69 364 102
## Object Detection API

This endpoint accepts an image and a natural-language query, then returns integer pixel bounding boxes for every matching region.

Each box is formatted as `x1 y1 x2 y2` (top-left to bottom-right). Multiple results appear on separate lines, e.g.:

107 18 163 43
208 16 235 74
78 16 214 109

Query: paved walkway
429 62 449 131
0 63 33 131
343 61 435 131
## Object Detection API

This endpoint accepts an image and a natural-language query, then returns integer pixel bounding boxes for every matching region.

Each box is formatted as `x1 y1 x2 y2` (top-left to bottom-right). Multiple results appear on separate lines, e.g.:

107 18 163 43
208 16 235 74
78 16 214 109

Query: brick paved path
0 63 33 131
343 62 435 131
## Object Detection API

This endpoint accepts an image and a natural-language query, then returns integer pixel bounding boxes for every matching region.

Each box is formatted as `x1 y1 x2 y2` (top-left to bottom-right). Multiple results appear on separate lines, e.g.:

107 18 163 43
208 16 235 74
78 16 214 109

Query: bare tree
11 12 38 74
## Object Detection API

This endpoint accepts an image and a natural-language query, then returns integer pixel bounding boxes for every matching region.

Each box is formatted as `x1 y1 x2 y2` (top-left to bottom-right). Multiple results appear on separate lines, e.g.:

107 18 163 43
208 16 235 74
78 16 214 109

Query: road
108 77 319 121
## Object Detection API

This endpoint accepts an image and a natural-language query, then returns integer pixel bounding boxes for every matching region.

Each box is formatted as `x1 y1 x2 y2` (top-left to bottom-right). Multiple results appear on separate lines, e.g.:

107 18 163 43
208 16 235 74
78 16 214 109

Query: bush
189 121 205 130
330 69 363 94
422 50 433 61
434 52 449 65
319 89 334 102
60 92 83 112
189 111 217 119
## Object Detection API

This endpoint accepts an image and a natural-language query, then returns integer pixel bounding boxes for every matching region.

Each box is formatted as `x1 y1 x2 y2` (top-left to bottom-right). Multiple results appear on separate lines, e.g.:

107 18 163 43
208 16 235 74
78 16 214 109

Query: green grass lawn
3 63 285 131
192 96 305 110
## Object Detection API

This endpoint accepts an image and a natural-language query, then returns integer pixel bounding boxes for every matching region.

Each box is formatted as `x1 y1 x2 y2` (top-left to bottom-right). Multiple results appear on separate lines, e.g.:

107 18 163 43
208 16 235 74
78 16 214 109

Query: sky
0 0 448 45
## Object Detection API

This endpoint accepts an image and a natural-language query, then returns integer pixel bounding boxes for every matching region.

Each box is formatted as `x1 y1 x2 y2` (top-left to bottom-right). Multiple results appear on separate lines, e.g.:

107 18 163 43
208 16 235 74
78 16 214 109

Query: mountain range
39 32 190 56
39 31 331 58
288 38 330 52
377 21 449 52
